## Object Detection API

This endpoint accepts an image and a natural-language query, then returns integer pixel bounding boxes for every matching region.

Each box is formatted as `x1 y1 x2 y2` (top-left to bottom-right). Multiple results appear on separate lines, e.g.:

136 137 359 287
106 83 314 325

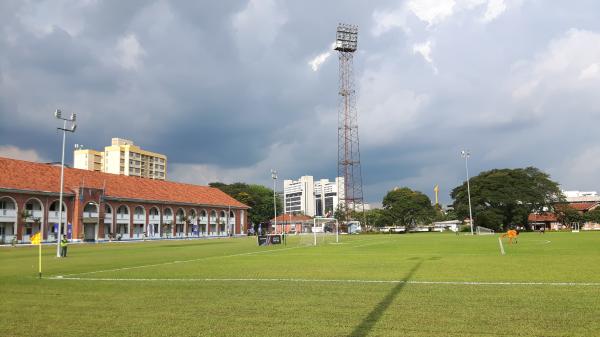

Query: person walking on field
60 235 68 257
501 228 519 244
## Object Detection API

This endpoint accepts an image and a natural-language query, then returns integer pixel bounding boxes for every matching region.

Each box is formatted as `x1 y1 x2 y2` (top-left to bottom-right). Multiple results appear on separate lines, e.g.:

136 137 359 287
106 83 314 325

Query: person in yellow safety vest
60 235 68 257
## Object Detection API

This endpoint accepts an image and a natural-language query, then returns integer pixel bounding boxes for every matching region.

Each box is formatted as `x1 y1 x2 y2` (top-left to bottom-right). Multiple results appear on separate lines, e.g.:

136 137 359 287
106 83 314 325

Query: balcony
149 214 160 222
48 211 66 222
104 213 113 223
133 214 145 222
25 210 44 221
83 211 99 219
0 209 17 220
163 215 173 222
116 213 130 223
198 216 208 224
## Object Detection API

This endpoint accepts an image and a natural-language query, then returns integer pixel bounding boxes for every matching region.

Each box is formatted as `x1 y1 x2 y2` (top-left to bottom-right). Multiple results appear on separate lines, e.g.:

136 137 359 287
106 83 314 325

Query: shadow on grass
348 260 423 337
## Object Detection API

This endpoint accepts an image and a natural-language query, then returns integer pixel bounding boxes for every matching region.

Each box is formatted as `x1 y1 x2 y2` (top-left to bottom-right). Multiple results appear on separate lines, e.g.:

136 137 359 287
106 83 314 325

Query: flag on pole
31 232 42 279
31 232 41 245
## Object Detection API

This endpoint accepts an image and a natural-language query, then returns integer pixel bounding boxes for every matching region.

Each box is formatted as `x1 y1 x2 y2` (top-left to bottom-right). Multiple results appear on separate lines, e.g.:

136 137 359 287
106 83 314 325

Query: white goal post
297 218 339 246
476 226 495 235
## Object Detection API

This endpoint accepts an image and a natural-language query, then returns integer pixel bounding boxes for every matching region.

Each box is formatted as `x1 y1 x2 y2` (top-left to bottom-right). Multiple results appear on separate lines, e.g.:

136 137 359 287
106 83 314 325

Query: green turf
1 232 599 337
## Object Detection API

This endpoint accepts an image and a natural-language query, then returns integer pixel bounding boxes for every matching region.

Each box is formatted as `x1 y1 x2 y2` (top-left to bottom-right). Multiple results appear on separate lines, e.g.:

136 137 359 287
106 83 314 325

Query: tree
209 182 282 225
556 205 584 228
362 209 388 228
382 187 436 229
451 167 563 231
584 208 600 224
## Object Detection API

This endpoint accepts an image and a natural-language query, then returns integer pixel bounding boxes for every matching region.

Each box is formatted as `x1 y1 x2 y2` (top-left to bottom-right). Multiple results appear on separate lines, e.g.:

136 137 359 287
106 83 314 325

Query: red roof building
0 157 249 244
269 214 315 234
528 202 600 230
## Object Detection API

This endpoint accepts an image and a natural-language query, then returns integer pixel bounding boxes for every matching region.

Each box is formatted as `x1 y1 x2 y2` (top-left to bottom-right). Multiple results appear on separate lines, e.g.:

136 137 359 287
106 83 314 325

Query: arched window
135 206 144 215
117 205 129 215
149 207 159 216
84 203 98 213
49 200 65 212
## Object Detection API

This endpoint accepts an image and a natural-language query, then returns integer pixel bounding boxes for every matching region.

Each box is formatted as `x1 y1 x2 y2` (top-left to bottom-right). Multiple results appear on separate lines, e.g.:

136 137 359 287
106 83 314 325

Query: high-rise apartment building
74 138 167 180
283 176 344 217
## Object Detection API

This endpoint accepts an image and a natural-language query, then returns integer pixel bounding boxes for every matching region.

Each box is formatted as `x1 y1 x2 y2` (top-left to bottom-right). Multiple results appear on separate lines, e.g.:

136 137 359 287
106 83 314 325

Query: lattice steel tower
335 23 364 220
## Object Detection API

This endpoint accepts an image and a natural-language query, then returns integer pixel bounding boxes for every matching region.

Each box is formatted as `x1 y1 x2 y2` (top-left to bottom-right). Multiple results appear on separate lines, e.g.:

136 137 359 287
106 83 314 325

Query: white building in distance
283 176 345 217
563 190 600 202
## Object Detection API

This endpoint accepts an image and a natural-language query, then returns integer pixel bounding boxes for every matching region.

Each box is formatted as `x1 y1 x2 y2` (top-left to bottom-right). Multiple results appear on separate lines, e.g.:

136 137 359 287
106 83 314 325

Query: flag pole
39 238 42 279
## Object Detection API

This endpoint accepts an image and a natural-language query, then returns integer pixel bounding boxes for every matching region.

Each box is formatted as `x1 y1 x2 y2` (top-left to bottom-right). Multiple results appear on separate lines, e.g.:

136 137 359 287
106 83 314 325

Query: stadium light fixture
461 150 474 235
334 23 358 52
55 109 77 257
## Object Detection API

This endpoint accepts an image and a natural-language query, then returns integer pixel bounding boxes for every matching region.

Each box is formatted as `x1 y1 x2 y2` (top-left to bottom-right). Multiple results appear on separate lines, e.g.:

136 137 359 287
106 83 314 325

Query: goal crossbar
476 226 495 235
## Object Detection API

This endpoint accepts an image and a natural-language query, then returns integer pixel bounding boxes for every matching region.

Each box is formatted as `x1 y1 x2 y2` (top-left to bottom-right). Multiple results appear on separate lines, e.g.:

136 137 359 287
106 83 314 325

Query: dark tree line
209 182 282 225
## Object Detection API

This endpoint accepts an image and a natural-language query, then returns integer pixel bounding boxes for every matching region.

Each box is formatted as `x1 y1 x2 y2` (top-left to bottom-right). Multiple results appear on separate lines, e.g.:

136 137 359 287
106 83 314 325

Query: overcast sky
1 0 600 205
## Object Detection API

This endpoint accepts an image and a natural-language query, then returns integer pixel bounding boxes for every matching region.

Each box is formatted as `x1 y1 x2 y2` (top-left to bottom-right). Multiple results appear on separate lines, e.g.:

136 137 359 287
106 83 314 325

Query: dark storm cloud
2 0 600 205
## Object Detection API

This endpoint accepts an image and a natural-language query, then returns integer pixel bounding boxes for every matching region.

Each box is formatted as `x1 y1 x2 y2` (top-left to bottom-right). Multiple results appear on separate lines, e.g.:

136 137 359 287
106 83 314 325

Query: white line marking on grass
57 246 304 278
46 276 600 287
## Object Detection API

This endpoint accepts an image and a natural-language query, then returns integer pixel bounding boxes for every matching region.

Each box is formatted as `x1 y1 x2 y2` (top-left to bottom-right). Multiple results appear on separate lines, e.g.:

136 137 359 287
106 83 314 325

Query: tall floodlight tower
335 23 364 221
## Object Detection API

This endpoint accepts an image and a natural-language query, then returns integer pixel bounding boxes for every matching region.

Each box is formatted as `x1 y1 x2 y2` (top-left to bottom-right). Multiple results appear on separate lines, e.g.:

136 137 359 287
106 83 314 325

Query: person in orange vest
501 228 518 244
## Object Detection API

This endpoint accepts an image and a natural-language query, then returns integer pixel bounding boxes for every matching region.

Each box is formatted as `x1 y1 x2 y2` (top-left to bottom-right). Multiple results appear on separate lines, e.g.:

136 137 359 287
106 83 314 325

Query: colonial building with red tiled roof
0 157 249 244
528 202 600 231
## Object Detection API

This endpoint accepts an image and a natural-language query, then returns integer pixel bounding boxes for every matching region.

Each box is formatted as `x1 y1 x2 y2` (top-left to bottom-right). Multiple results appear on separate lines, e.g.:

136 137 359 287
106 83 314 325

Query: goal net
297 218 339 246
476 226 495 235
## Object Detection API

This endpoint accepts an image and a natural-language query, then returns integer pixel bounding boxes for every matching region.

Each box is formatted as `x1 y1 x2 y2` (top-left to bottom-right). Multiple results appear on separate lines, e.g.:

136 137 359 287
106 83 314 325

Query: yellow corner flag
31 232 42 279
31 232 41 245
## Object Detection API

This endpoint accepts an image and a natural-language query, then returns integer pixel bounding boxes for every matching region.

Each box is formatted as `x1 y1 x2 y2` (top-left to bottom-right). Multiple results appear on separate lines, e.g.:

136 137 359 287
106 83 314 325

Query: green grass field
2 232 600 337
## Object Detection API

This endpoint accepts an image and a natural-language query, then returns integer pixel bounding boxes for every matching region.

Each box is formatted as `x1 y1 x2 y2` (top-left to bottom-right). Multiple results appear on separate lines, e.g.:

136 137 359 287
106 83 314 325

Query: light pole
461 150 474 235
55 109 76 257
271 169 277 234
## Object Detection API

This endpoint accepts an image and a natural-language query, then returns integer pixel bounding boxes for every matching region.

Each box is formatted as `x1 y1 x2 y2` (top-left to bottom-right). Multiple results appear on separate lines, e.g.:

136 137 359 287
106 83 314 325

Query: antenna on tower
335 23 364 222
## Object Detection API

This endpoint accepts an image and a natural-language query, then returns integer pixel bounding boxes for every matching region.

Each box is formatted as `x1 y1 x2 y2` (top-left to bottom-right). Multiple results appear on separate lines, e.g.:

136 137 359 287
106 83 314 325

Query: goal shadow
348 260 423 337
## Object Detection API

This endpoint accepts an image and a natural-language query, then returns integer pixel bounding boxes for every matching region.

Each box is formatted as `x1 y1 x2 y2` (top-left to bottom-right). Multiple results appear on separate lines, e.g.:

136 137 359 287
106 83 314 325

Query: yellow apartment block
74 138 167 180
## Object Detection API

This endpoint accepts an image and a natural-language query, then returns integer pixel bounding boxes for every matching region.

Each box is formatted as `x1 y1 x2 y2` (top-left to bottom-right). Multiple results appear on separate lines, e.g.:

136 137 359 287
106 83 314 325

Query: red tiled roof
568 202 599 211
0 157 249 208
528 213 558 222
271 214 313 223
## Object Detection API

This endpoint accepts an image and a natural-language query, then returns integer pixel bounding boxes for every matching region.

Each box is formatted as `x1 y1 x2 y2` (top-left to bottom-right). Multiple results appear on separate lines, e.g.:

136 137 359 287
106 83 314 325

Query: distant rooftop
563 190 600 202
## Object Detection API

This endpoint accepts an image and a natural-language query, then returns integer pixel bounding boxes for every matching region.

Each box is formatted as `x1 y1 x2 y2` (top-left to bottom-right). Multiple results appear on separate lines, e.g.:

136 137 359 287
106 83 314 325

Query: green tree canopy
584 208 600 223
451 167 563 231
364 208 391 228
209 182 282 225
382 187 436 228
555 205 584 227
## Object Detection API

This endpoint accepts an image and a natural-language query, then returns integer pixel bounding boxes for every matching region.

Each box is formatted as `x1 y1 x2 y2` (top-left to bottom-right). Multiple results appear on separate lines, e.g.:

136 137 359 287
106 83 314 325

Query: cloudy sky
1 0 600 205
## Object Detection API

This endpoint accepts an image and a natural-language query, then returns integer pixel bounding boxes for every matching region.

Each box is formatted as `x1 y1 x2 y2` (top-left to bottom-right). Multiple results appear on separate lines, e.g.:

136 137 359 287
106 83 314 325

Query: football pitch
2 232 600 337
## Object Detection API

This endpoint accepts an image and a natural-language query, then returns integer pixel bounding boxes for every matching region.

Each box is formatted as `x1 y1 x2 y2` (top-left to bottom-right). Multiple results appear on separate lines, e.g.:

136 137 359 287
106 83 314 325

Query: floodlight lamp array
335 23 358 52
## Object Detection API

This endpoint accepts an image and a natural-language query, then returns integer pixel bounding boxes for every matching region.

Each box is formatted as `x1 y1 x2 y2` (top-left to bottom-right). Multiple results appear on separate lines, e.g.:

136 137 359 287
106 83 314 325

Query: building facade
283 176 344 217
0 157 249 244
74 138 167 180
